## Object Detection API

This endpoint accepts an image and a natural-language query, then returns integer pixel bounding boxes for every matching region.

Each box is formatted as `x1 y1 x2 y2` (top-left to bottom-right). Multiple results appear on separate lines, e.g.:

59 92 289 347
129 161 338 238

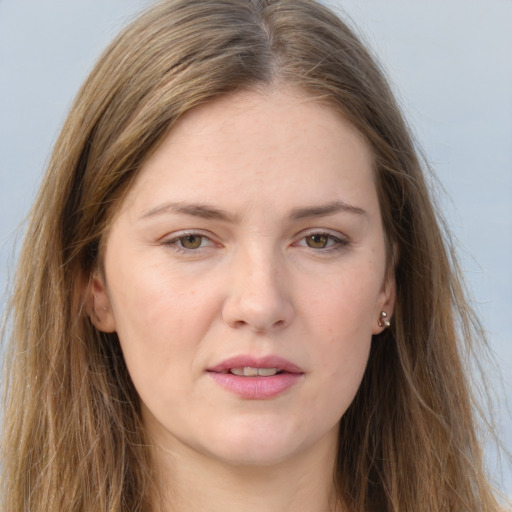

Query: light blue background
1 0 510 497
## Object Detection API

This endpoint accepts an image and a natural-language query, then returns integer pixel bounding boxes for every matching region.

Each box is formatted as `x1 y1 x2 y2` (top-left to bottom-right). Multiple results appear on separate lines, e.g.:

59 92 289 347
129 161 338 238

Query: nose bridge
222 239 294 332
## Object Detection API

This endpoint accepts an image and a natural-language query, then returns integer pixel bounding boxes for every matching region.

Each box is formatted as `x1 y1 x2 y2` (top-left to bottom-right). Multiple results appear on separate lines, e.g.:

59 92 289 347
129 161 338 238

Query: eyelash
162 230 348 255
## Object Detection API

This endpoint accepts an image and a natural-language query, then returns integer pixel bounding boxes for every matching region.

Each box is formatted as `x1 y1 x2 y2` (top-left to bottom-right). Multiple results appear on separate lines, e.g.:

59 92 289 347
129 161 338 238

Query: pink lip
207 355 304 400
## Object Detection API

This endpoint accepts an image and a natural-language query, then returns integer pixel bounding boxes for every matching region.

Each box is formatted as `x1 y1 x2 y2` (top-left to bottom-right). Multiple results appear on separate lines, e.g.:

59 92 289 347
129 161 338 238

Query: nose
221 246 295 332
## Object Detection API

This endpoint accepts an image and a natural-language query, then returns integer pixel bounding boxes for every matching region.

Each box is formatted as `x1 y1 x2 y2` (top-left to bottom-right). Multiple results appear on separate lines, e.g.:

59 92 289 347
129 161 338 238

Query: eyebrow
140 202 237 222
140 199 366 222
289 200 367 220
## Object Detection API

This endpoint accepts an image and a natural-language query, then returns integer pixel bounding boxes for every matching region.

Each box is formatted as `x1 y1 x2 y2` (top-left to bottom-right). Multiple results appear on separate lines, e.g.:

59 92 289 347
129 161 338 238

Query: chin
197 418 323 468
206 441 299 468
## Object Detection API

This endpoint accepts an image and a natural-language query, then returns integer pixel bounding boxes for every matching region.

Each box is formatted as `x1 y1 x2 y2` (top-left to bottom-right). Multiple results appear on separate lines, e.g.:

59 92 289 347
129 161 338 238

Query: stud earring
378 311 391 328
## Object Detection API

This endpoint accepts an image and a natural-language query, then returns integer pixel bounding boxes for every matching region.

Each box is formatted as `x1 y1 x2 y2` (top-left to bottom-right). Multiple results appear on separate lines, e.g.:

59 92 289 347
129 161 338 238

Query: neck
151 430 342 512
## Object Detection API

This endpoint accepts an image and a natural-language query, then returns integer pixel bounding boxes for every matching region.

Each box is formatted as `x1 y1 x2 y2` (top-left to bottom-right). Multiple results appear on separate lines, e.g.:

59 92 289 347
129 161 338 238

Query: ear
86 269 116 333
372 263 397 335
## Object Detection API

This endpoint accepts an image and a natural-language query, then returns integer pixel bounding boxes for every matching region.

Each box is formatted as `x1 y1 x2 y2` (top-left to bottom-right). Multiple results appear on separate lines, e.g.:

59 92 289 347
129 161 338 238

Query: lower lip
208 372 303 399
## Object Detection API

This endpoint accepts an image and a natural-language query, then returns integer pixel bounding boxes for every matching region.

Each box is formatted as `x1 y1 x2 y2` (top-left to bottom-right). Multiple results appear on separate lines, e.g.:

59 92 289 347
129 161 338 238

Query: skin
90 87 395 512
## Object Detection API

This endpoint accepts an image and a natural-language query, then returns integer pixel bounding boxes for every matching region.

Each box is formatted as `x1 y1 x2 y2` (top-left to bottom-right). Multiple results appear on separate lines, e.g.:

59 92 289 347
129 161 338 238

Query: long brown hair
1 0 505 510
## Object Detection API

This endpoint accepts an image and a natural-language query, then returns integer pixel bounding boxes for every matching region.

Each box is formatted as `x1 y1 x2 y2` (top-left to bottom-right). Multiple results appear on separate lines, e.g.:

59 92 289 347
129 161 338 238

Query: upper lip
207 355 304 374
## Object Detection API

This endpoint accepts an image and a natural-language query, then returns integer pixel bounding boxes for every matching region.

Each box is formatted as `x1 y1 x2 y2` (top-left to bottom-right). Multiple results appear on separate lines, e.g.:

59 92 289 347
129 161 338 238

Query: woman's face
91 88 394 467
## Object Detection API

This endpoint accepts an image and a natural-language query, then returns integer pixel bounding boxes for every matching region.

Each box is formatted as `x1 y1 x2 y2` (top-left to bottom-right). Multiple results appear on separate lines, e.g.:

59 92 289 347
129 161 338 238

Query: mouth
206 356 304 399
207 355 303 376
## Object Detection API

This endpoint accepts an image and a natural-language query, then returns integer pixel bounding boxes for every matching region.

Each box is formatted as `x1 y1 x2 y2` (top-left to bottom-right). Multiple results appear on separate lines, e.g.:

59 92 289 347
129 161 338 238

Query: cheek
109 254 215 332
106 261 221 390
305 262 382 339
313 302 372 391
301 264 380 408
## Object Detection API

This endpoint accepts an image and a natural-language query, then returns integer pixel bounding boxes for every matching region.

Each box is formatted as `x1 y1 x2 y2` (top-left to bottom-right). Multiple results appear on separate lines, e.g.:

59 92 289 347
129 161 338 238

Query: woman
0 0 505 510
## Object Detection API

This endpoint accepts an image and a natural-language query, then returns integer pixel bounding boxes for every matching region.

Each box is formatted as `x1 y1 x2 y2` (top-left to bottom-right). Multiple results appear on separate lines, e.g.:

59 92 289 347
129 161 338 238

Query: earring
378 311 391 328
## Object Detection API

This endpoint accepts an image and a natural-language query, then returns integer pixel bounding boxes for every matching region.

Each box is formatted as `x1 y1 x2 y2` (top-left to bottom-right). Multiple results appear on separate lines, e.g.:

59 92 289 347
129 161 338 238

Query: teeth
243 367 259 377
257 367 279 376
230 367 279 377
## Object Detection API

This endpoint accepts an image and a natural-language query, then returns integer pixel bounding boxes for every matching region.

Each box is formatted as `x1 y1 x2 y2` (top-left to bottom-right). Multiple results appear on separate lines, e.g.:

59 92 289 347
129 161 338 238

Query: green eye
305 234 329 248
179 234 204 249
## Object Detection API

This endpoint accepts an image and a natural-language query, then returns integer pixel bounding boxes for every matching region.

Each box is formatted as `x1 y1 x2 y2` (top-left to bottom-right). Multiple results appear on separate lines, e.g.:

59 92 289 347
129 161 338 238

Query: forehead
166 87 371 161
116 87 377 220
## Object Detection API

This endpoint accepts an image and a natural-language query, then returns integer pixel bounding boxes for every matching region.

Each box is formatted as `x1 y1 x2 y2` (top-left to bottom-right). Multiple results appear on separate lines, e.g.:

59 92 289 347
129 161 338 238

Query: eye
294 231 348 251
163 232 216 253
